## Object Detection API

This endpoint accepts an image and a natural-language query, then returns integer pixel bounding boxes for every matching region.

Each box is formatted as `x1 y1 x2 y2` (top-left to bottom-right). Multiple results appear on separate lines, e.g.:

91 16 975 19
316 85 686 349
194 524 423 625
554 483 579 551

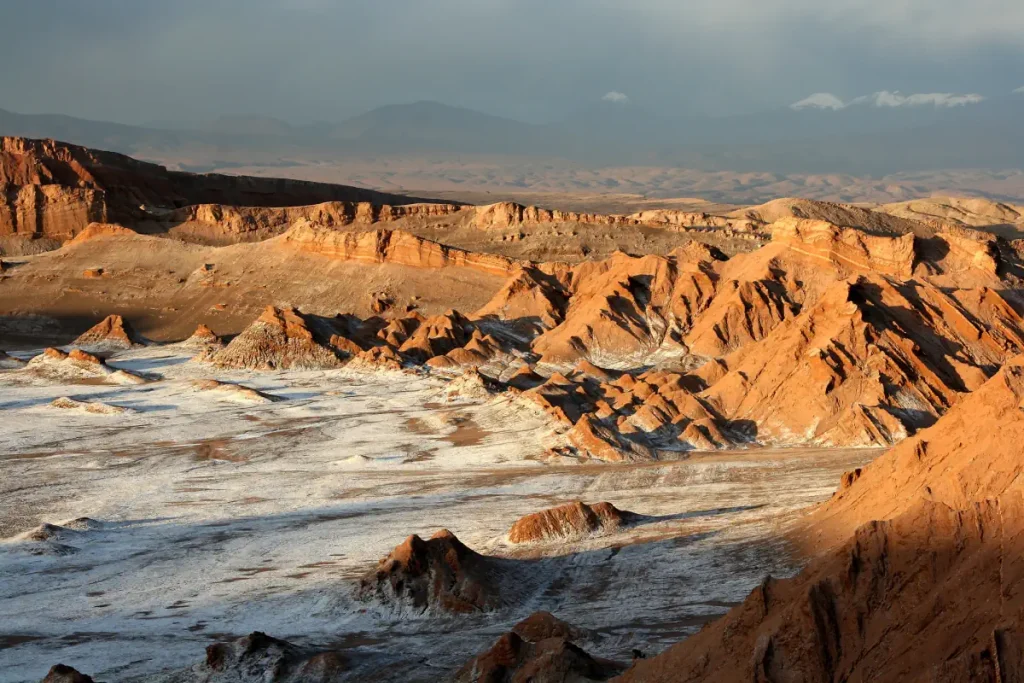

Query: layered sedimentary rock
71 314 147 352
508 502 633 543
180 324 223 349
25 348 146 385
208 306 350 370
185 213 1024 457
457 612 625 683
274 222 518 277
0 136 431 244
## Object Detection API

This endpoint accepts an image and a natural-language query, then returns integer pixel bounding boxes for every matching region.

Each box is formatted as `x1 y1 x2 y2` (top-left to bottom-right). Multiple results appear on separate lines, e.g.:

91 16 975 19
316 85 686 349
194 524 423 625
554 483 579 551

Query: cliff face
274 222 519 276
0 136 436 246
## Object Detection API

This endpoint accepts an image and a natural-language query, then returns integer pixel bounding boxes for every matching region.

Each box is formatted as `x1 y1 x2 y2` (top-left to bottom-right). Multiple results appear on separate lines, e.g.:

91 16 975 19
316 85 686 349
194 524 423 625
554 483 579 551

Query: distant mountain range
2 94 1023 176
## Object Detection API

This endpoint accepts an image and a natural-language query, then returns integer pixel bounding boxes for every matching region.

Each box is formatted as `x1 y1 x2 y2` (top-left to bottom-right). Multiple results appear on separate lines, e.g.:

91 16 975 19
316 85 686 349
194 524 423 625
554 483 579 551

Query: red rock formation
701 275 1024 446
67 222 137 244
72 314 147 351
276 222 518 277
769 217 917 277
173 200 464 241
508 502 633 543
399 310 472 362
358 530 511 613
181 323 223 349
25 347 146 384
456 612 626 683
208 306 348 370
0 136 432 244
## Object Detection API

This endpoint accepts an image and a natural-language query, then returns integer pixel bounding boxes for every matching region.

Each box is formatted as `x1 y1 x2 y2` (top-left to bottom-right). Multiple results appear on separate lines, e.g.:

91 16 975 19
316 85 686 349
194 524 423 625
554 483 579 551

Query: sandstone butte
614 356 1024 682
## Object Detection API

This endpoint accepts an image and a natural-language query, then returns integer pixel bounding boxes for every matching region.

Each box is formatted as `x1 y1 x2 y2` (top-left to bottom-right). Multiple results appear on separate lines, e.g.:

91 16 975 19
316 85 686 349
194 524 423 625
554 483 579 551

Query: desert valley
1 134 1024 682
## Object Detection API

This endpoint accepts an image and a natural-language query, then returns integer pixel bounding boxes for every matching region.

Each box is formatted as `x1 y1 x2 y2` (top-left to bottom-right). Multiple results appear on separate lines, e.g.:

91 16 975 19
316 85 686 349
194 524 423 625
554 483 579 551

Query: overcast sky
2 0 1022 125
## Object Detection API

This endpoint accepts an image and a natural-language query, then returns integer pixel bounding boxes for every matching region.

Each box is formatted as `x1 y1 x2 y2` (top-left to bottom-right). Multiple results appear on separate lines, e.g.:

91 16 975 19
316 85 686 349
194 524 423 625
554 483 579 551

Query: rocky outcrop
806 354 1024 546
456 612 625 683
50 396 134 415
181 324 223 349
67 222 137 244
358 530 519 613
71 314 147 352
196 631 349 683
25 348 146 385
171 201 464 242
473 201 764 236
0 136 434 244
508 502 633 543
701 275 1024 446
189 379 281 404
770 218 916 278
275 223 518 277
207 306 349 370
39 664 95 683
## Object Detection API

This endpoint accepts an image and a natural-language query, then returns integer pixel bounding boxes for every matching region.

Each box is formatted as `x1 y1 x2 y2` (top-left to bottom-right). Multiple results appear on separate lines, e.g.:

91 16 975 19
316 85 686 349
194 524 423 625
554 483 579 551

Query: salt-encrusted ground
0 347 876 682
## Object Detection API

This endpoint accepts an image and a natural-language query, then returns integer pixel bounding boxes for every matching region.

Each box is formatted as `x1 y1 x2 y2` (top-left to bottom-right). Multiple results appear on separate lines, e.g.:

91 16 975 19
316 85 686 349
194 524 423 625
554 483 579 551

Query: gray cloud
0 0 1021 125
793 91 987 110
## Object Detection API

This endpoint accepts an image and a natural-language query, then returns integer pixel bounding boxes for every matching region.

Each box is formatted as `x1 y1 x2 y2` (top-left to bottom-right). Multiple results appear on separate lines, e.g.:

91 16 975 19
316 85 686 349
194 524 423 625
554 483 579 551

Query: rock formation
71 314 147 352
358 530 519 613
0 135 434 247
196 631 348 683
456 612 625 683
39 664 95 683
614 355 1024 683
508 502 633 543
208 306 350 370
181 324 224 350
49 396 134 415
189 379 281 404
25 348 146 385
275 222 518 277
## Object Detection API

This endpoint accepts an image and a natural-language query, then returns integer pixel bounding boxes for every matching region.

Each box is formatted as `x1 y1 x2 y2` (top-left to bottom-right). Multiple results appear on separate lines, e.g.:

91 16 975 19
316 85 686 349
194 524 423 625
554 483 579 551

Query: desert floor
0 348 876 681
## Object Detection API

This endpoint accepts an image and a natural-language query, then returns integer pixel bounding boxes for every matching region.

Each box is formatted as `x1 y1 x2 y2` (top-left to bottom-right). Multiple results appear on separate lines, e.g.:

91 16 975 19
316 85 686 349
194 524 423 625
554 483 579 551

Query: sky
1 0 1022 126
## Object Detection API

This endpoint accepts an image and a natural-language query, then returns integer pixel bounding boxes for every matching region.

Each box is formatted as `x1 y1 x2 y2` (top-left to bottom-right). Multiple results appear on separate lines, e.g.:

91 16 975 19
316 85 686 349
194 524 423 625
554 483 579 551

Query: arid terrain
4 137 1024 682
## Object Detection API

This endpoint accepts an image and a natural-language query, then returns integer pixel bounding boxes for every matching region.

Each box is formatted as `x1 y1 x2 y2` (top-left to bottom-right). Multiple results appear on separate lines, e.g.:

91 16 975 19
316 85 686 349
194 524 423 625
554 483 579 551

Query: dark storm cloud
1 0 1022 124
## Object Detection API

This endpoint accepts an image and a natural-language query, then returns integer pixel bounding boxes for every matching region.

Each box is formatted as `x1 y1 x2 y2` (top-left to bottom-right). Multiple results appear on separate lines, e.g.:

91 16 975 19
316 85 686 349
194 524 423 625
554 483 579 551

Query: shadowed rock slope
357 530 536 614
614 356 1024 682
456 612 627 683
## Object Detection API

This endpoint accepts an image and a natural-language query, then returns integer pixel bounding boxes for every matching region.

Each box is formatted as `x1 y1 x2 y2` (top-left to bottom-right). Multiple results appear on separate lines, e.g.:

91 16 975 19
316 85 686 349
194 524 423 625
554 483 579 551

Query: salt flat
0 348 876 682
